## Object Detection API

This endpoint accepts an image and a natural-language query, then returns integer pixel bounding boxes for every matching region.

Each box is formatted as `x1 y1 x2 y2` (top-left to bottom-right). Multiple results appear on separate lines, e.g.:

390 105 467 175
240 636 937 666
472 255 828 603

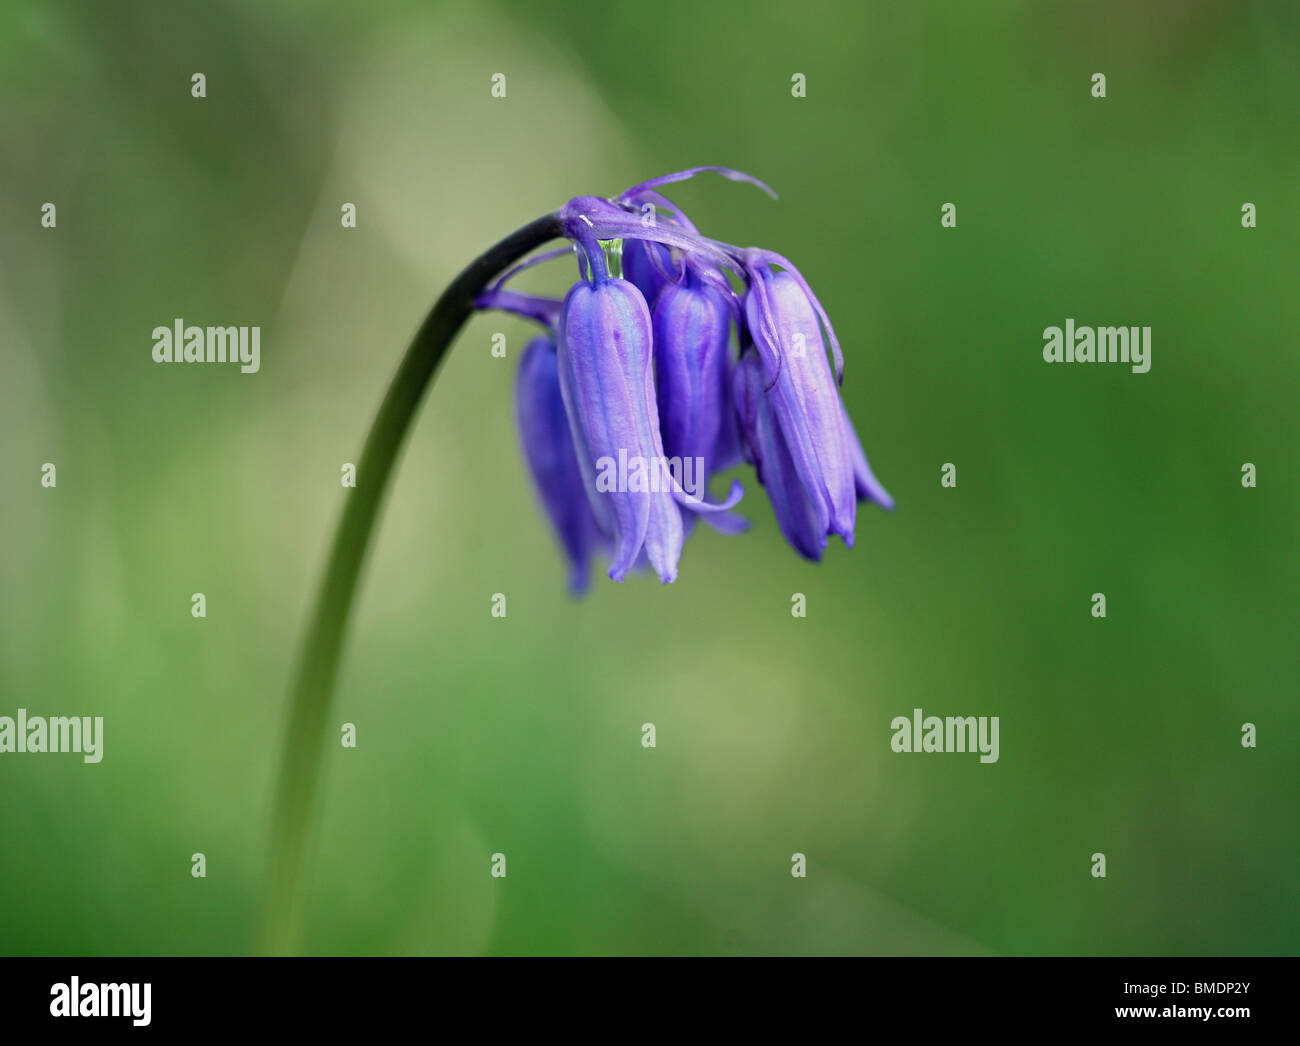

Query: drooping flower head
475 166 892 589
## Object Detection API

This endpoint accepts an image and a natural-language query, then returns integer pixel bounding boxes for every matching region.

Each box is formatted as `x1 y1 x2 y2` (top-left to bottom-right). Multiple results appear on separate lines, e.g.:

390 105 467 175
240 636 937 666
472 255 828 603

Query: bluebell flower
622 238 677 310
513 335 605 593
557 271 684 582
742 264 855 547
475 166 891 588
733 350 826 559
651 268 732 492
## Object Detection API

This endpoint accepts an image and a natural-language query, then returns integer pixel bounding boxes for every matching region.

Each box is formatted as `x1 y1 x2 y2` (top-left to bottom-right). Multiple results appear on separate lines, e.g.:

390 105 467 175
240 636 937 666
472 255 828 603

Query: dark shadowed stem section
260 213 563 955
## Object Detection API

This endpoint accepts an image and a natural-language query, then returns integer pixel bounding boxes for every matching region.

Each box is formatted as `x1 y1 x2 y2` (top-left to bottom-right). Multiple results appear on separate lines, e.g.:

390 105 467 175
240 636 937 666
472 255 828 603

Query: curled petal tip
619 165 778 202
701 505 751 535
477 288 563 329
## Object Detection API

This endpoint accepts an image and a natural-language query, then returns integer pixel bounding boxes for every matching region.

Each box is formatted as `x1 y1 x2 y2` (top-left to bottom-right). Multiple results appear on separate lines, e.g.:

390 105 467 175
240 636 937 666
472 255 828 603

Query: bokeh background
1 0 1296 956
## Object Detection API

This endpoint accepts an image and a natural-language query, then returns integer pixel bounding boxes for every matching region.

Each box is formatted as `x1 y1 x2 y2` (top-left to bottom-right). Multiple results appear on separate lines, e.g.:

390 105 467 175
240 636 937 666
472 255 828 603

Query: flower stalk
260 212 562 955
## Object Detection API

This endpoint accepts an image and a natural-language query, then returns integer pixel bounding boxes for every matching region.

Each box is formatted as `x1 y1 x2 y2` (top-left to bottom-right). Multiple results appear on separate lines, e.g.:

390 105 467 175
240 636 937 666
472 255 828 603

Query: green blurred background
1 0 1296 955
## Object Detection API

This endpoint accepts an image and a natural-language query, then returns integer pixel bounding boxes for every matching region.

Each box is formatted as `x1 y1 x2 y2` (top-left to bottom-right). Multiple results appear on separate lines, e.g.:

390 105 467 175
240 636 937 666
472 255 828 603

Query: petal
734 352 828 561
557 278 683 583
489 245 577 292
618 166 778 202
744 248 843 382
616 187 702 235
744 271 856 543
560 196 735 273
476 288 562 330
652 270 731 476
842 407 895 511
515 336 603 592
699 505 751 535
623 238 678 311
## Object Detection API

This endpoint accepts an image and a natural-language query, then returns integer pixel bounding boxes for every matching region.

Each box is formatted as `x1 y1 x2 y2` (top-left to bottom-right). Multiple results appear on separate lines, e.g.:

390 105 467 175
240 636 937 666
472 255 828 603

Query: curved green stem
260 212 563 955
